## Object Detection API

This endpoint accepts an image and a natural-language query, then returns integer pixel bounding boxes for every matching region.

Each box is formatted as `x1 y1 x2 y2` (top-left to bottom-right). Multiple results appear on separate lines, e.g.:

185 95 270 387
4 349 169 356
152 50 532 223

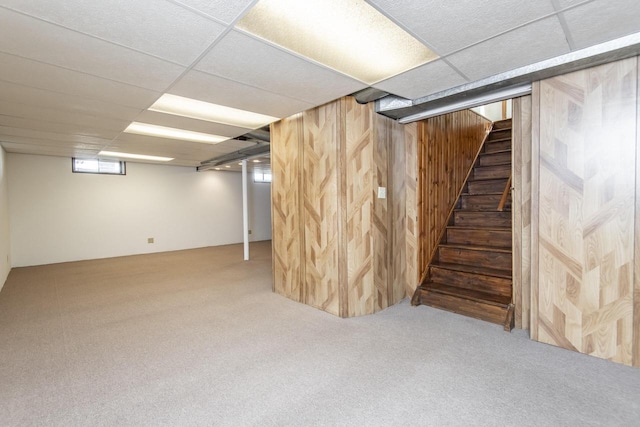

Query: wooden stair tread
467 175 510 182
421 282 512 307
461 192 506 196
439 243 512 253
454 209 512 214
430 261 512 279
485 136 512 142
446 225 510 232
479 149 511 156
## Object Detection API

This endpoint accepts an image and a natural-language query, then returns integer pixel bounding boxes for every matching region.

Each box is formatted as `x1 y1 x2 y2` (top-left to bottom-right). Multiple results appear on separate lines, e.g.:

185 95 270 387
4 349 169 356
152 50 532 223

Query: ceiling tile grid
365 0 557 55
0 8 187 91
171 0 259 25
561 0 640 49
169 70 315 119
0 115 122 140
0 0 639 165
134 110 251 139
446 16 571 81
0 80 142 122
194 30 367 106
373 59 469 100
0 0 227 66
0 52 162 110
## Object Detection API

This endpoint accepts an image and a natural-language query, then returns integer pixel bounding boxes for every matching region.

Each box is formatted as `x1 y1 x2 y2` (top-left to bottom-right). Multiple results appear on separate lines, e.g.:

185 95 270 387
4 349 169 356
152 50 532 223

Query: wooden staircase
412 118 514 331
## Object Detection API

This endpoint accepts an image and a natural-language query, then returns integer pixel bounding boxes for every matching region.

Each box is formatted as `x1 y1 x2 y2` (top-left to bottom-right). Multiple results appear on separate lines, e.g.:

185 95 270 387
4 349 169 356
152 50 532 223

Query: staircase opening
412 101 515 331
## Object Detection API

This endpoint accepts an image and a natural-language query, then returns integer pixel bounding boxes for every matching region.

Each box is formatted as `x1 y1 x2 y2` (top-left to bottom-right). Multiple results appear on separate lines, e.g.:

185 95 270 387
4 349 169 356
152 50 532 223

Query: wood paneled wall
404 123 419 295
512 96 532 330
530 57 639 366
271 114 303 303
416 111 491 281
271 97 412 317
302 102 342 316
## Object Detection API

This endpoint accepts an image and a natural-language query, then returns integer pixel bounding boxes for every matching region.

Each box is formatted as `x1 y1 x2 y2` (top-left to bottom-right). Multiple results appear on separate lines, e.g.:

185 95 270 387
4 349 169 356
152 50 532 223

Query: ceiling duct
351 87 390 104
197 127 270 171
377 32 640 122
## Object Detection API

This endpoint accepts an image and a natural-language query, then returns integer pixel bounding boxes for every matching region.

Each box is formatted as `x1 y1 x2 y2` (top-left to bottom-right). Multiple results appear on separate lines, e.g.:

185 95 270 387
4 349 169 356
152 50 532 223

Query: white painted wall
471 99 512 122
8 154 271 267
0 147 11 290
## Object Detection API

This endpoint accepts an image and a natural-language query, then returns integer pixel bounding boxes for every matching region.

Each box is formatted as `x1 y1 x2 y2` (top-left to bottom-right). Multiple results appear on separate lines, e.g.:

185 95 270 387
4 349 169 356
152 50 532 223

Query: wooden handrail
497 174 512 212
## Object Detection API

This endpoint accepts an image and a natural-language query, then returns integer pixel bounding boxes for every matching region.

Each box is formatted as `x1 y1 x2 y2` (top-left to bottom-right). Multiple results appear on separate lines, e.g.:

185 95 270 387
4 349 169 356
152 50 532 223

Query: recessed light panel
99 151 174 162
124 122 227 144
237 0 438 84
149 94 279 129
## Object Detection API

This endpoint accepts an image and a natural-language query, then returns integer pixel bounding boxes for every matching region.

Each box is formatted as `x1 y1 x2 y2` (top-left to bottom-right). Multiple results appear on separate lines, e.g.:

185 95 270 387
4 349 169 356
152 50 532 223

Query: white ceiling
0 0 638 167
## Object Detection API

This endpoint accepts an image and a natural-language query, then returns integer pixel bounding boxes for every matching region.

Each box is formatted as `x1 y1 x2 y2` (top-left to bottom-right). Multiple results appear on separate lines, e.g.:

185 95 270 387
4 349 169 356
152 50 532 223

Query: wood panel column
531 57 637 365
271 97 412 317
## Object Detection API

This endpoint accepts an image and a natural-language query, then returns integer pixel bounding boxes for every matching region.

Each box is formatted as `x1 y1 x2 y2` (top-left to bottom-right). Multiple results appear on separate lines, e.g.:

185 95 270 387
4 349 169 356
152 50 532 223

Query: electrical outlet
377 187 387 199
148 237 154 244
248 230 252 235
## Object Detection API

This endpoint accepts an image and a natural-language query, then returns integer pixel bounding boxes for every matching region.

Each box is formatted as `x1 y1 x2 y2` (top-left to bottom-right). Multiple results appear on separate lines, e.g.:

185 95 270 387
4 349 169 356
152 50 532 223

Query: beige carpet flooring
1 241 639 426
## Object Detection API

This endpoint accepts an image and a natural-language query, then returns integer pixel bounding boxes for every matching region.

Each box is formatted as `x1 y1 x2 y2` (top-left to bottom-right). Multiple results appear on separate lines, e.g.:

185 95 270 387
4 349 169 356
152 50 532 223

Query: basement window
254 170 272 183
72 158 126 175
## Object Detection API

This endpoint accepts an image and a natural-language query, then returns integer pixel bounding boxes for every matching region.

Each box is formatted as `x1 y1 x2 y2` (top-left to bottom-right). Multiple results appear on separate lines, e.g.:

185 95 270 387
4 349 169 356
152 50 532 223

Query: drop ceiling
0 0 638 168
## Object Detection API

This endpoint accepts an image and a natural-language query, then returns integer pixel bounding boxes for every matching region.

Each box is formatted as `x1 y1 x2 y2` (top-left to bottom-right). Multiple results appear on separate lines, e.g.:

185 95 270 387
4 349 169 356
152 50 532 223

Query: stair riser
454 211 511 227
438 246 511 270
484 139 511 153
492 120 512 130
479 152 511 166
467 179 508 195
446 228 512 248
419 290 508 325
430 266 511 296
487 129 511 141
473 164 510 180
460 195 511 211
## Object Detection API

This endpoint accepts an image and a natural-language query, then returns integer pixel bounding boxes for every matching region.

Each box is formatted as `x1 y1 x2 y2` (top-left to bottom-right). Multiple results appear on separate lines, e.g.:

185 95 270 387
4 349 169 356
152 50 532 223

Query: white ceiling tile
173 0 257 24
1 141 100 157
112 132 233 154
1 0 226 65
0 8 185 90
112 133 258 155
373 60 468 100
556 0 594 9
0 116 120 140
0 126 112 146
366 0 556 54
134 110 250 138
105 139 225 163
0 80 142 121
170 70 314 118
562 0 640 49
0 134 104 150
447 17 570 81
0 102 130 132
0 52 161 109
194 30 366 105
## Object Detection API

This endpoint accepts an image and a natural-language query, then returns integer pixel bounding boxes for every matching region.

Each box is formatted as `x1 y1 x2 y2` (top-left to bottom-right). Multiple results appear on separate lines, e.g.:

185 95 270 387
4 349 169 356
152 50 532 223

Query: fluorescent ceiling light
124 122 227 144
149 94 279 129
237 0 437 84
99 151 174 162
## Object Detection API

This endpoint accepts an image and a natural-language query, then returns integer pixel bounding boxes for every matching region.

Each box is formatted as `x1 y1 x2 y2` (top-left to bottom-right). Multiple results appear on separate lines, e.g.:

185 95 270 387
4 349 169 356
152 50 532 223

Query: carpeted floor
0 241 639 426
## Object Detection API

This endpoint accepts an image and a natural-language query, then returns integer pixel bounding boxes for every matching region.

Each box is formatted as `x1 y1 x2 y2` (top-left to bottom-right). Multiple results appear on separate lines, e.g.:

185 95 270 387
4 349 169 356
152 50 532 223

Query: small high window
72 158 126 175
254 170 272 183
